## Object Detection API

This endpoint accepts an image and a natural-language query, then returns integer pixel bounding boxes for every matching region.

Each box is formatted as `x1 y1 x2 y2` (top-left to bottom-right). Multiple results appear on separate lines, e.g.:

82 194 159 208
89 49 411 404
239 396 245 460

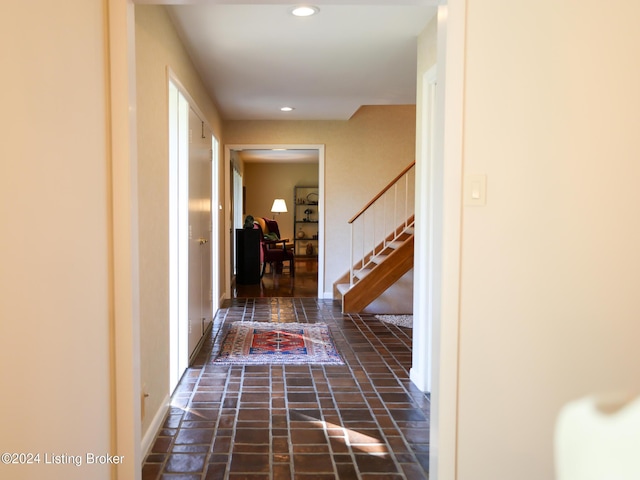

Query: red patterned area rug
213 322 344 365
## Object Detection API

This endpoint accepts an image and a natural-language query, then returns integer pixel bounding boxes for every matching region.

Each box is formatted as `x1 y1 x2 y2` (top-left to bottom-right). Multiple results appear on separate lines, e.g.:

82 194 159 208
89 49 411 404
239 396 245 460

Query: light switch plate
465 174 487 206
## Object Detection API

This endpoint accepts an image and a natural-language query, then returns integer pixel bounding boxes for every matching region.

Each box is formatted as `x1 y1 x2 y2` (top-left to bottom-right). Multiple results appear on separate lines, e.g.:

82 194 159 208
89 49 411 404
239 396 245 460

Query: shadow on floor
142 298 429 480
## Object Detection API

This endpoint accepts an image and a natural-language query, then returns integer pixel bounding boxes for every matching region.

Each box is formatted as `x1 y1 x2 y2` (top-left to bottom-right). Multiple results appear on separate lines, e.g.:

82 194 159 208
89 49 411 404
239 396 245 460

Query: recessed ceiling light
290 5 319 17
280 106 295 112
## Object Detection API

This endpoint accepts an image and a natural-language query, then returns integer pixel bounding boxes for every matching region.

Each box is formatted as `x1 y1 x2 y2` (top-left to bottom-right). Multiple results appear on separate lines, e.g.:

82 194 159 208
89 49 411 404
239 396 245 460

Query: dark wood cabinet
235 228 260 284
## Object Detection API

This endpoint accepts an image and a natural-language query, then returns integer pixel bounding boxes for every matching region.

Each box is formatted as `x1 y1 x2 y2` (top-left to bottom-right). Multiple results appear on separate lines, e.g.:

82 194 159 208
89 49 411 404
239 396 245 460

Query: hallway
142 298 429 479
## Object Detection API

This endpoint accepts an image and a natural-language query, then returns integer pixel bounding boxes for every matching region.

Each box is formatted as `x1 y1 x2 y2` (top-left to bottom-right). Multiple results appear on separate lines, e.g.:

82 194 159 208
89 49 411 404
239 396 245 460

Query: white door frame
411 64 438 393
167 70 217 388
423 4 466 480
168 78 190 392
223 144 326 300
211 135 221 309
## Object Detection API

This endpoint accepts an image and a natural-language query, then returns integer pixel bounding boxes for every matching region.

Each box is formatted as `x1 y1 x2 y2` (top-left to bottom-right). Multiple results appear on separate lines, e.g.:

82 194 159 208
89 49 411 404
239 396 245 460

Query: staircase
335 162 415 313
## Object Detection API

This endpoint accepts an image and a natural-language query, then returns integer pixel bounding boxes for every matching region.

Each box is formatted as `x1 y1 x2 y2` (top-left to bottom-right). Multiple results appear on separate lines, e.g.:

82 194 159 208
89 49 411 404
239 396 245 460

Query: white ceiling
162 1 438 121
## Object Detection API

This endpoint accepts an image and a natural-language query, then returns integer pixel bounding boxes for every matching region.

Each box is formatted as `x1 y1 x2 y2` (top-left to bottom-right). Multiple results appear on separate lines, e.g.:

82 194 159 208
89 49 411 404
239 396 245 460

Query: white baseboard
141 393 171 461
410 367 430 393
322 291 334 300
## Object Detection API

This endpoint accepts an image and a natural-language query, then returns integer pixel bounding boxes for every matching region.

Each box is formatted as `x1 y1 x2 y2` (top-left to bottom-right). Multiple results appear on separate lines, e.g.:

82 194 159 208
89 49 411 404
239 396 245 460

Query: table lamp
270 198 287 219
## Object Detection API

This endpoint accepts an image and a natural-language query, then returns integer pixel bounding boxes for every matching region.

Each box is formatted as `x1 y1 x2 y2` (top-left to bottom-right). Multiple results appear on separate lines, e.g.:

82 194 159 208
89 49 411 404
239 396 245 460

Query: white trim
167 67 215 136
429 2 466 480
224 144 326 299
167 79 190 393
223 147 233 299
141 394 171 459
211 134 221 312
411 64 438 393
317 144 326 299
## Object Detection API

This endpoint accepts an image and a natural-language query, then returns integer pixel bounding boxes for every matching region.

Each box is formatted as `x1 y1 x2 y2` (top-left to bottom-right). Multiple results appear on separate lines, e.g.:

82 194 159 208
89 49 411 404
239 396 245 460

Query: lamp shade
271 198 288 213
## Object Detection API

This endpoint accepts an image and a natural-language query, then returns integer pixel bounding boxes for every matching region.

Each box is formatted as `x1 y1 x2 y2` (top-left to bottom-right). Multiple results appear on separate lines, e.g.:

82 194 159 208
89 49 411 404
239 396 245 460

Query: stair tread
372 254 388 264
354 268 372 279
336 283 351 295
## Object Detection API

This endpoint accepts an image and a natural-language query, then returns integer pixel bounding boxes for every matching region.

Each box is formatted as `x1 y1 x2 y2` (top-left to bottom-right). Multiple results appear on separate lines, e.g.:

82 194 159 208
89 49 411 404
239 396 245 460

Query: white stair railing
348 162 415 287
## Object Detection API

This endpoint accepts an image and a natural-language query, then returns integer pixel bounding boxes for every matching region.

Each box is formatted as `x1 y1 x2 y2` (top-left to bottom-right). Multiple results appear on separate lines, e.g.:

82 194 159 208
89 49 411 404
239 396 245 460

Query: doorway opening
225 145 325 299
113 2 465 475
168 79 189 392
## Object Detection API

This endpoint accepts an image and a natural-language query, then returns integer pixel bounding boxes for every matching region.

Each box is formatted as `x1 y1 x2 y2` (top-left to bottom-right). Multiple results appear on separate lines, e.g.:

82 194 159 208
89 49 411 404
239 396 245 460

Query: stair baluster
342 161 416 312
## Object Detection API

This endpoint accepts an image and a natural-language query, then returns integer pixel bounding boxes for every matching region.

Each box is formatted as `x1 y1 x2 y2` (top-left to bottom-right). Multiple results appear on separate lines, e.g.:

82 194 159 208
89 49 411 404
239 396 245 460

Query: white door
188 108 212 358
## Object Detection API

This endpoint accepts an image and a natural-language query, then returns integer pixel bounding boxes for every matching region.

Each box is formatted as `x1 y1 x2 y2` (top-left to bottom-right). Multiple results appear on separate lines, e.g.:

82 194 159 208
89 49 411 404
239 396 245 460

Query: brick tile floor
142 298 429 479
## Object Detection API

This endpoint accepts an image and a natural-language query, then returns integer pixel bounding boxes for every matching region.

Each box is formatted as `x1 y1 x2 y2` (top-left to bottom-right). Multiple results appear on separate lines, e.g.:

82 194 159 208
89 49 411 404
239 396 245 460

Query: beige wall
135 5 224 440
452 0 640 478
243 163 319 242
226 105 416 295
0 1 115 478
